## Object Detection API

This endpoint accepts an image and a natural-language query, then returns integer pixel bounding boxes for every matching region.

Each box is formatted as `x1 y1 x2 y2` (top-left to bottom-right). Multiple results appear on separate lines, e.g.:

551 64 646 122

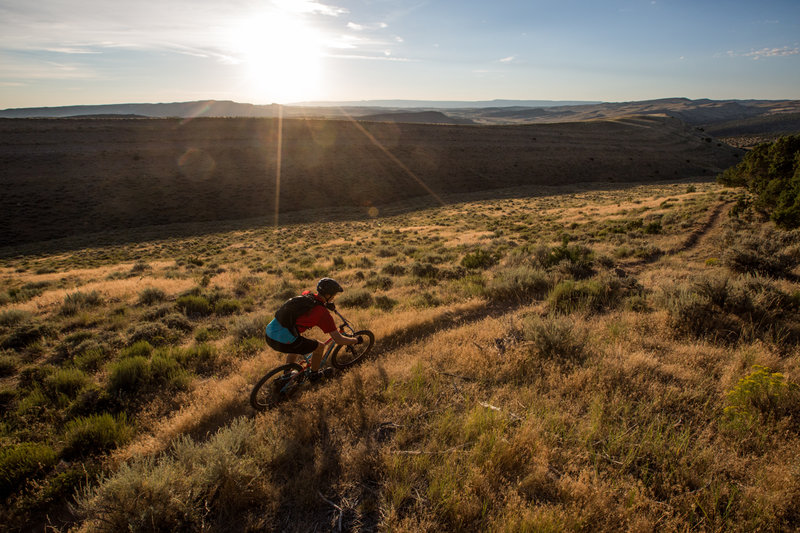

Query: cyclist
265 278 363 381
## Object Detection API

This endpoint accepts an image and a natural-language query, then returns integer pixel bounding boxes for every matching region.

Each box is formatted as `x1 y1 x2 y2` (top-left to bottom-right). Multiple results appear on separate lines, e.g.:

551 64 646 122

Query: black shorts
265 334 319 355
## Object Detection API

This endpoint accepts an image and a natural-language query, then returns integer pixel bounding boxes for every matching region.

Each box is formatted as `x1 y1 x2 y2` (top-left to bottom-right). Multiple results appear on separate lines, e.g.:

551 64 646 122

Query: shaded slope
0 115 741 247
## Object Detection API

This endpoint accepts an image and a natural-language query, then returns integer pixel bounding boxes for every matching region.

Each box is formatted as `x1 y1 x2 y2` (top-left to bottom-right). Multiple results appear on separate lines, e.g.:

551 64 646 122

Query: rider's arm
330 329 360 346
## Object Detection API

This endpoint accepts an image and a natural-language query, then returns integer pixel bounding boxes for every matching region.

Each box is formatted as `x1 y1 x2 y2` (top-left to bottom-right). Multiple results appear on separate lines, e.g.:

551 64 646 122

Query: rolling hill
0 115 741 250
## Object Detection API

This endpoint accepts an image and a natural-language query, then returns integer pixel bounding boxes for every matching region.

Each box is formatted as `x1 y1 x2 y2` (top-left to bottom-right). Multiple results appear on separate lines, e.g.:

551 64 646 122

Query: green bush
411 263 439 279
119 340 154 359
214 298 242 316
718 135 800 228
0 353 18 377
461 249 498 270
161 313 193 332
138 287 166 306
150 354 191 389
0 321 52 350
108 356 150 394
0 309 32 327
487 266 551 302
60 291 103 316
339 289 374 308
176 295 213 318
724 366 800 423
128 322 173 346
548 275 628 314
374 295 398 311
381 263 407 276
171 344 218 375
44 367 91 399
410 291 441 308
364 276 393 290
62 413 133 457
0 442 57 497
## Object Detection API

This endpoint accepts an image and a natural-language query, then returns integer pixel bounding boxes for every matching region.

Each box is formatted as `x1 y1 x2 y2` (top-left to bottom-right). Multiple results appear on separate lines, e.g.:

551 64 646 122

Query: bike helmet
317 278 343 297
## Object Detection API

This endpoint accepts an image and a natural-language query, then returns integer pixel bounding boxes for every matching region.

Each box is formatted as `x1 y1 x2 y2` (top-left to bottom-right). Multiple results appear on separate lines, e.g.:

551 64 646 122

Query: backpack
274 294 323 337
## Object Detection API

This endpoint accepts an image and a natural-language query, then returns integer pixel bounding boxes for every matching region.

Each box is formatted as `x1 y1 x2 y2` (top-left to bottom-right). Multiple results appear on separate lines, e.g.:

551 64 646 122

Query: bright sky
1 0 799 108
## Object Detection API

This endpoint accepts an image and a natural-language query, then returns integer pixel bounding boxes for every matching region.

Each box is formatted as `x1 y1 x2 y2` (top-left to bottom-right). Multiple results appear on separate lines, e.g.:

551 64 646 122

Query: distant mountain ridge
2 97 799 139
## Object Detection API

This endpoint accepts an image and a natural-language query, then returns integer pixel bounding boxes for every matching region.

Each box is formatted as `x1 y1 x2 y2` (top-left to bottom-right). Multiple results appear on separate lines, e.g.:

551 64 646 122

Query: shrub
60 291 103 316
119 340 154 359
44 367 91 399
150 353 191 389
724 366 800 423
665 274 799 344
0 321 52 350
108 356 150 394
233 275 259 297
0 442 57 497
381 263 407 276
161 313 193 332
548 275 628 314
0 309 31 327
461 249 498 270
374 295 398 311
214 298 242 316
172 344 218 375
231 315 270 342
0 354 17 377
75 347 107 372
339 289 374 308
130 261 151 274
411 263 439 279
77 419 262 531
364 276 393 290
487 267 551 302
522 315 588 364
410 291 441 308
138 287 166 306
128 322 173 346
62 413 133 457
721 229 800 278
176 295 213 318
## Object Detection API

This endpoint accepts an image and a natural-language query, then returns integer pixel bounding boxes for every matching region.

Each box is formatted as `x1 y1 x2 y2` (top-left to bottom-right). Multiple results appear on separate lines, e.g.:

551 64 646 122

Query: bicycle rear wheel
331 330 374 369
250 363 304 411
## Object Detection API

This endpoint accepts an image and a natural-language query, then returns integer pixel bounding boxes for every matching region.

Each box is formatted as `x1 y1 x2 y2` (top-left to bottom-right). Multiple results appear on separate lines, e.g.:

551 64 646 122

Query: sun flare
231 11 323 103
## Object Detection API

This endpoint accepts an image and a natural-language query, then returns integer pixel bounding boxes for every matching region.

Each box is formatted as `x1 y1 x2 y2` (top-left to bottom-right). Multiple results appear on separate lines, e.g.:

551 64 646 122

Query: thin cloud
744 46 799 60
499 56 515 63
43 47 101 55
325 53 415 62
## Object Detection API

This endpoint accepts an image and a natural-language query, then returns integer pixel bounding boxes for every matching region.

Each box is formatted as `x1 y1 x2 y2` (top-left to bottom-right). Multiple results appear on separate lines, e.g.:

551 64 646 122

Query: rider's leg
309 341 325 372
285 353 300 366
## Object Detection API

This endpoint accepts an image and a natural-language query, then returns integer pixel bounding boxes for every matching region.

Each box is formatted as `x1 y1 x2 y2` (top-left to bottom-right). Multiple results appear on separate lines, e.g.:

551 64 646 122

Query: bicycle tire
250 363 304 411
331 330 374 369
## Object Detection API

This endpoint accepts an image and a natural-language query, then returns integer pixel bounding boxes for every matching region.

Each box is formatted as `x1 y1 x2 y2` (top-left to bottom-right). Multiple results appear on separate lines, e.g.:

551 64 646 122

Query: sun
231 11 324 103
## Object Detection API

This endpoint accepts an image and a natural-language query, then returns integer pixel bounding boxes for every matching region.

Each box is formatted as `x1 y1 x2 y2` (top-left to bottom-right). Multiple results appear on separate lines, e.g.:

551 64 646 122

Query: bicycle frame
293 309 358 371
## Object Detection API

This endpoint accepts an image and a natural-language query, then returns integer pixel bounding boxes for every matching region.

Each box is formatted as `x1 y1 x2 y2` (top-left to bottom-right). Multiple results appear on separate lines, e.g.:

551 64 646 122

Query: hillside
1 181 799 531
0 115 741 249
358 111 475 125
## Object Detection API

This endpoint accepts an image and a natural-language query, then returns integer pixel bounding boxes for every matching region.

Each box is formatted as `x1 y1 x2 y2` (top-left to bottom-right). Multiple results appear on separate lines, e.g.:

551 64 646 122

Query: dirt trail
667 200 733 259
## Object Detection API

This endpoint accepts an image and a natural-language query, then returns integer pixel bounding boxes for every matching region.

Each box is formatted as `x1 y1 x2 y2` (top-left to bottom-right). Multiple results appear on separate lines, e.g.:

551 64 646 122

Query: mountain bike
250 310 375 411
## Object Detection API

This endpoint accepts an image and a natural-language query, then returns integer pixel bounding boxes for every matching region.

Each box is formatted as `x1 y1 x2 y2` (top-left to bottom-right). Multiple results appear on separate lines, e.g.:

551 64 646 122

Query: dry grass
2 181 800 532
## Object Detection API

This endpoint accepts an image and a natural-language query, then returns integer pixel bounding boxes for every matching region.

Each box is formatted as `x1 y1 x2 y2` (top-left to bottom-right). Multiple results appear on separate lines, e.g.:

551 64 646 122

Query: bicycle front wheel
331 330 374 369
250 363 304 411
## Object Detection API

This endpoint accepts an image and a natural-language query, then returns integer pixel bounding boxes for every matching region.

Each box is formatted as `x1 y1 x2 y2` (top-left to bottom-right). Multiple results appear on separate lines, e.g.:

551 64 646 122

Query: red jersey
295 292 336 334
